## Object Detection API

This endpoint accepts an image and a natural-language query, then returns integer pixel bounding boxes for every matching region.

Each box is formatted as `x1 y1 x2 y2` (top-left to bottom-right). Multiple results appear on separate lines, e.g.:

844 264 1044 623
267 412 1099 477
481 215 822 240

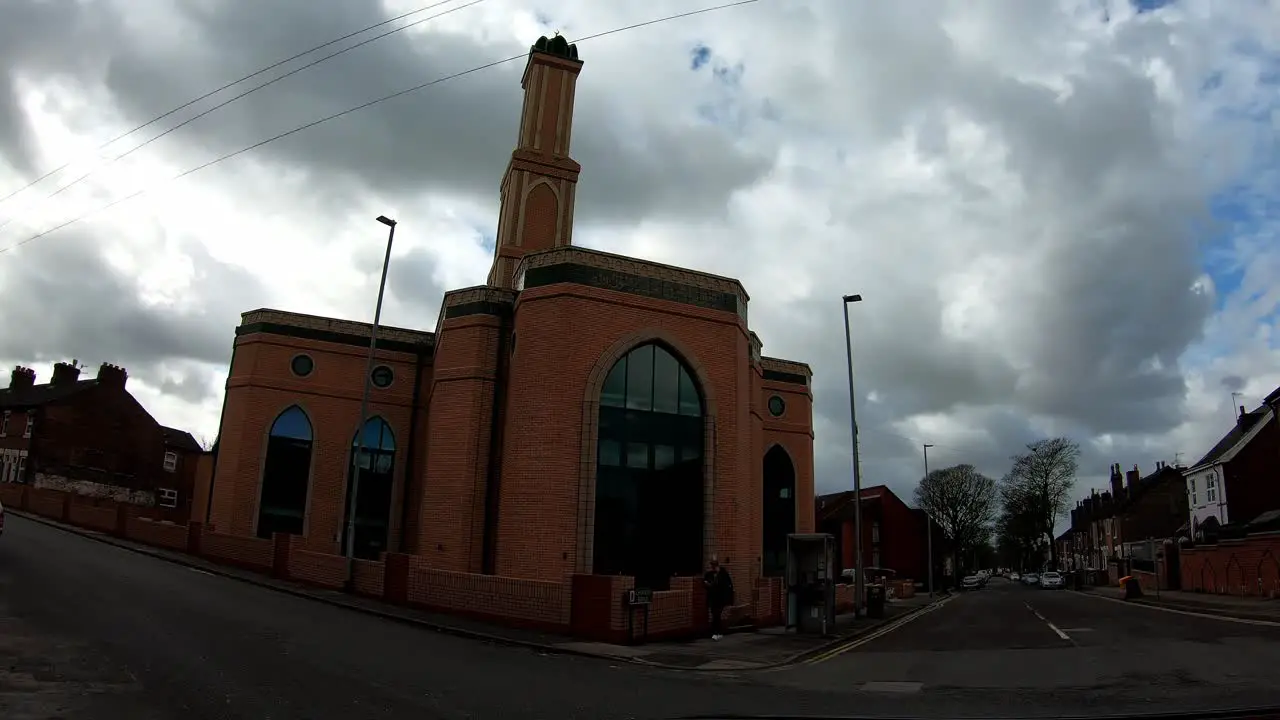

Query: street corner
791 593 954 667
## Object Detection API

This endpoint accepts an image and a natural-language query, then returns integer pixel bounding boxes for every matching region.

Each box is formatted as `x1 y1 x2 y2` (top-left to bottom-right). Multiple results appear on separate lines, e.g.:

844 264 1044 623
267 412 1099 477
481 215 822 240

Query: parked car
1009 572 1021 582
961 574 982 590
1039 571 1065 589
1022 572 1039 586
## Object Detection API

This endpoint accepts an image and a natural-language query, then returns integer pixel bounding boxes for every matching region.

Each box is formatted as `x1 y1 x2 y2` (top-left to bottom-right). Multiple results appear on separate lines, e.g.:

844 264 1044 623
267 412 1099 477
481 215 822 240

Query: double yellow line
801 595 954 666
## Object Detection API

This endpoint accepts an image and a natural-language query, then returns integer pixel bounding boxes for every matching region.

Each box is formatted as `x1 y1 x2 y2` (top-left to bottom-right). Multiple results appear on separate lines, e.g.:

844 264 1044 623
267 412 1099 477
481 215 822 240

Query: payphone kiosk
785 533 837 635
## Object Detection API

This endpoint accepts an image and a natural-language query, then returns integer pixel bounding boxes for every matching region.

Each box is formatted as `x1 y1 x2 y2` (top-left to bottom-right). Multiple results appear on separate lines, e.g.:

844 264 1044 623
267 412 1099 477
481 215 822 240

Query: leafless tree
1001 437 1080 568
915 464 998 578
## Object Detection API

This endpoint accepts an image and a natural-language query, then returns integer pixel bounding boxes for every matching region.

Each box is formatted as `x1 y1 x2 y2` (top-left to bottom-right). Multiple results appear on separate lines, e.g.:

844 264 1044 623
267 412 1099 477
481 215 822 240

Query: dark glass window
370 365 394 389
762 445 796 577
593 343 705 590
342 417 396 560
257 406 313 539
290 354 314 378
768 395 786 417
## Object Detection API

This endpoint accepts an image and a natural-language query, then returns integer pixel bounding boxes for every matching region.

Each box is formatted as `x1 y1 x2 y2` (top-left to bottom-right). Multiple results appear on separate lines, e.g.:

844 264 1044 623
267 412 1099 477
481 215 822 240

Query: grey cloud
0 231 266 393
2 0 770 229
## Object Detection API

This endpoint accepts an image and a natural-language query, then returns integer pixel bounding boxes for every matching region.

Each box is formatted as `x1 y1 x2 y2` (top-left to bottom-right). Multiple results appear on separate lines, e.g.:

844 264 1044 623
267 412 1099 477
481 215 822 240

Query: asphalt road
773 576 1280 714
5 515 1280 719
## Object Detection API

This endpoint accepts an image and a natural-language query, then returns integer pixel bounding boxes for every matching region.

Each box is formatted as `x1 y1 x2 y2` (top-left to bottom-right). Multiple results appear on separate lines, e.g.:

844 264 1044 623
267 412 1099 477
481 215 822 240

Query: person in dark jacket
703 559 734 640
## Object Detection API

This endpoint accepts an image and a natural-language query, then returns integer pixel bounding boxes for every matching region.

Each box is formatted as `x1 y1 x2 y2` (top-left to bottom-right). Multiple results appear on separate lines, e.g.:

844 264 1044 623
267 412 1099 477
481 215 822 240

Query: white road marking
1069 589 1280 627
188 568 215 577
801 595 954 665
1025 602 1072 643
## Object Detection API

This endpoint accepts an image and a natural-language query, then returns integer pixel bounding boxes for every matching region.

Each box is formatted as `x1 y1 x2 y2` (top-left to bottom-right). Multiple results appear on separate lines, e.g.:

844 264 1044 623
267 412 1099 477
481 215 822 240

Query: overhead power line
0 0 469 209
0 0 485 233
0 0 763 255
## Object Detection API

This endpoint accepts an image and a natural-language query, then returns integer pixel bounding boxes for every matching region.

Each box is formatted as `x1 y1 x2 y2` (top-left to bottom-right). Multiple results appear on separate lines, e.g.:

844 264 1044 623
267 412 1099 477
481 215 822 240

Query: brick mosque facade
205 35 816 640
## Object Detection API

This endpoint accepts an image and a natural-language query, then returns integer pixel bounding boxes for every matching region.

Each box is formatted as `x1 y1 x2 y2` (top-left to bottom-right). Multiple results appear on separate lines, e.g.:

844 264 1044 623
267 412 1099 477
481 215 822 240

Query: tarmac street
5 515 1280 719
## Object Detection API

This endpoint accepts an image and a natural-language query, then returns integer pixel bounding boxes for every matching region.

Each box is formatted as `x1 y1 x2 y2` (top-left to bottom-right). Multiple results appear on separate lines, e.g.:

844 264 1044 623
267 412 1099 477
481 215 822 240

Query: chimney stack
1239 405 1248 424
9 366 35 390
1125 464 1141 491
96 363 128 389
1110 463 1124 496
51 361 82 386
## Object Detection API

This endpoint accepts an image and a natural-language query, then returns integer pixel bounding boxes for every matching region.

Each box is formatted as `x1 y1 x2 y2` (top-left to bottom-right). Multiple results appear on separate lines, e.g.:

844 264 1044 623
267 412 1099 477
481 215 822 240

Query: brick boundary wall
1179 533 1280 598
0 483 795 643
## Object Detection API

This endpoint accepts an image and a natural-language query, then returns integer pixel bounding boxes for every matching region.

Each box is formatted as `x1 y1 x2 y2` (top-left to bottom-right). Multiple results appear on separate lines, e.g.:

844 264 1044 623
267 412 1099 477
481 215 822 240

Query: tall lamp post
841 293 865 618
922 443 934 598
344 214 398 589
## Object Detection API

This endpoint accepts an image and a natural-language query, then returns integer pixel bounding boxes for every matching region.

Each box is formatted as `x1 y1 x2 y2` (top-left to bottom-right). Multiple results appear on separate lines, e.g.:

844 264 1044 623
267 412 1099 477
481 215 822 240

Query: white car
1009 572 1021 581
1039 571 1065 589
961 574 982 590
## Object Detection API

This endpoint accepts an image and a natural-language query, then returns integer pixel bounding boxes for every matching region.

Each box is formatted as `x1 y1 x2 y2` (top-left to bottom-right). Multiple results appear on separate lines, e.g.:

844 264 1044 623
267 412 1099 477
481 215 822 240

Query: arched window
762 445 796 577
594 343 704 590
257 406 313 539
342 417 396 560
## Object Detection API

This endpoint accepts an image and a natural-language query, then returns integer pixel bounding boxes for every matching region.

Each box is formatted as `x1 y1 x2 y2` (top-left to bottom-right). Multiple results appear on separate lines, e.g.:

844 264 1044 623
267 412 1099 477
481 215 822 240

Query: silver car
1039 571 1065 589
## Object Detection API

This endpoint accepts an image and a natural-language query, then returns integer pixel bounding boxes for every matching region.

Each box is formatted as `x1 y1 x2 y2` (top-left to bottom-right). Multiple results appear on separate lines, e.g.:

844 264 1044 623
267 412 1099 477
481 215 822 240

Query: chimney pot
51 361 82 386
9 366 35 390
1239 405 1247 421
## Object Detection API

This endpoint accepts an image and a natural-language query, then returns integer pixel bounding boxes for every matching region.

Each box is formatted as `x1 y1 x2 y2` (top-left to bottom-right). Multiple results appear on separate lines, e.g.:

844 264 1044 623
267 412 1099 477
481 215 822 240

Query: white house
1183 404 1275 538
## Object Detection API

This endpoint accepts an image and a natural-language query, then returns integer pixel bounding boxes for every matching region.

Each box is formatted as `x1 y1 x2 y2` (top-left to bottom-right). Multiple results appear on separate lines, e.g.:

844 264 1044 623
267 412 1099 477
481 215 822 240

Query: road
773 575 1280 712
5 516 1280 719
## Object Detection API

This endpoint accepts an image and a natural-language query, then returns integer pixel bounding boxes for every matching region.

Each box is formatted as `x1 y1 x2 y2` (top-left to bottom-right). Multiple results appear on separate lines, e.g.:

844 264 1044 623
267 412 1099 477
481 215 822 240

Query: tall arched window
594 343 704 590
762 445 796 577
257 406 313 539
342 417 396 560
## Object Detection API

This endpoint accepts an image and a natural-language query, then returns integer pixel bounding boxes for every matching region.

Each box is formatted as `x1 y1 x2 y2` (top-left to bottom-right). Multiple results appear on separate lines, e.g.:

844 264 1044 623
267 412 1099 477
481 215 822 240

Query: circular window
370 365 394 389
768 395 786 417
290 354 314 377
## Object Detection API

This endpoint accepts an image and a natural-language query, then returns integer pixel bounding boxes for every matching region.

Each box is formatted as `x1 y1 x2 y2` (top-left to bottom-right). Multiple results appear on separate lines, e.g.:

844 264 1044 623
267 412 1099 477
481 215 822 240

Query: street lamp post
841 293 865 618
923 443 934 598
344 214 398 589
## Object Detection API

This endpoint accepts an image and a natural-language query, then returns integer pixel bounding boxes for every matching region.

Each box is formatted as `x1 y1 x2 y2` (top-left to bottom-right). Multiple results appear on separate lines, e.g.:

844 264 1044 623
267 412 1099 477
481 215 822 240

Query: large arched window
593 343 704 590
257 406 313 539
762 445 796 577
342 417 396 560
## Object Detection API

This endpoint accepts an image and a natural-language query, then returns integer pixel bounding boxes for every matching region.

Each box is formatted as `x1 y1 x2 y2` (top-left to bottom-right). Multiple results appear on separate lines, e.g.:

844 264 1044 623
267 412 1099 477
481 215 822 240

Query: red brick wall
288 542 348 588
201 530 274 572
762 380 815 536
1180 533 1280 597
497 284 760 590
416 314 500 574
68 502 116 533
126 516 188 550
405 554 570 625
1224 418 1280 525
211 332 421 551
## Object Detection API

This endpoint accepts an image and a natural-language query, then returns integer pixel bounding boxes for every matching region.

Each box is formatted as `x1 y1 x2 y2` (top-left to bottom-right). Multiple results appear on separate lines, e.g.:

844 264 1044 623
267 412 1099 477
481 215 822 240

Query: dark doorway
762 445 796 576
257 405 313 538
342 417 396 560
593 343 704 590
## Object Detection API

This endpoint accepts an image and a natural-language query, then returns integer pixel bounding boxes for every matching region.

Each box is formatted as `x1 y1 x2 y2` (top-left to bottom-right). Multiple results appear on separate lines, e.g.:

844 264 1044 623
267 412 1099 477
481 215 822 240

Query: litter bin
866 584 886 619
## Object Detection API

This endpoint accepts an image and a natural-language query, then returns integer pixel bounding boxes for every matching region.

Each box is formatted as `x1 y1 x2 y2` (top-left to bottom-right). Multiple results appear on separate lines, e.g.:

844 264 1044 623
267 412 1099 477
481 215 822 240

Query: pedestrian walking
703 558 734 640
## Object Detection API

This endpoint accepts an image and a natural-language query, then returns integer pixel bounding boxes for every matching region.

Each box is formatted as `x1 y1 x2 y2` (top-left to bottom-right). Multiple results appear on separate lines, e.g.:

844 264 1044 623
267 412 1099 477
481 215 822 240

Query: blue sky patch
691 43 711 71
1131 0 1174 13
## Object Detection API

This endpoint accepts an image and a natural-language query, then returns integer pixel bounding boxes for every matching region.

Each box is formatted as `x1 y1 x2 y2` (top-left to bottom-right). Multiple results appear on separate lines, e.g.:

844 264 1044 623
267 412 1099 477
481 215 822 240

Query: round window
290 354 314 377
370 365 394 389
768 395 786 417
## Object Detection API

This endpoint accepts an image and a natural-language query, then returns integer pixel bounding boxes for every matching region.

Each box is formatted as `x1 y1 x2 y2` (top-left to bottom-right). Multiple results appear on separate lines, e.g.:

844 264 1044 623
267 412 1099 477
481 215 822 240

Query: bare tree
1001 437 1080 568
915 464 998 578
196 433 217 452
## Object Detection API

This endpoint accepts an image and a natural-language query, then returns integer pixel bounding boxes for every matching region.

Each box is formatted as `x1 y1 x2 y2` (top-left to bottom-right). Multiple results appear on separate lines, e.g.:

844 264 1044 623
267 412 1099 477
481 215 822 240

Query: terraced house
204 35 817 641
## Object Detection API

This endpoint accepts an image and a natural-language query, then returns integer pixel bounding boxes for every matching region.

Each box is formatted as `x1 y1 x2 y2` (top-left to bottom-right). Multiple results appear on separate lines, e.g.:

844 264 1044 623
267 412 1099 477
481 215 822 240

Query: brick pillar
272 533 293 580
187 521 204 556
383 552 411 605
113 502 128 535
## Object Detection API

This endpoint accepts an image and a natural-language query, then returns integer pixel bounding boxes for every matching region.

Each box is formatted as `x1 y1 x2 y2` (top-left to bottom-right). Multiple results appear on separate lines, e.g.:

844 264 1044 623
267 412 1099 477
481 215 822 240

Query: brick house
1183 395 1280 539
0 362 204 516
815 485 941 586
205 35 816 640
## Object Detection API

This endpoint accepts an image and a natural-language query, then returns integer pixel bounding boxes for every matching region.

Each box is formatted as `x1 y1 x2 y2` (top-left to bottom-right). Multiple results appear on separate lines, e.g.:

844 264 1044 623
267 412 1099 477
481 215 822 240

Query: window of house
23 412 34 438
1 410 8 437
163 451 178 473
158 488 178 508
16 455 25 482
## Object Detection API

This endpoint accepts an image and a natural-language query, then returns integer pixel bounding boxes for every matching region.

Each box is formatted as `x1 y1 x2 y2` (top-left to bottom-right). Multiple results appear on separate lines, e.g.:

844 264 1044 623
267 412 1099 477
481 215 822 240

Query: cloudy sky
1 0 1277 514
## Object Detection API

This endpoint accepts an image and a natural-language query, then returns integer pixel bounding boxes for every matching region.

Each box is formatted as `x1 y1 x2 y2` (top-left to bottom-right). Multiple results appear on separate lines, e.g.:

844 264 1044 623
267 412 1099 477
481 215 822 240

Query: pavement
7 515 1280 718
1074 584 1280 623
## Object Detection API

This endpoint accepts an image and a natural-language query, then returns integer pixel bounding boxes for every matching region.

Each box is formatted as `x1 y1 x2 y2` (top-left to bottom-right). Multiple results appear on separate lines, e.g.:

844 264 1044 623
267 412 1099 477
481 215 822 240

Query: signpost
624 587 653 644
